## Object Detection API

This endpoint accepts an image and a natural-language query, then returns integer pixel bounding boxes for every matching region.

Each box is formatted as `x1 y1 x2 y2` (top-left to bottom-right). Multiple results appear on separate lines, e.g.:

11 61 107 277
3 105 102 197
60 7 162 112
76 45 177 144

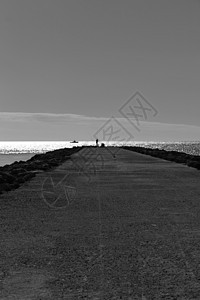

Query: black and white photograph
0 0 200 299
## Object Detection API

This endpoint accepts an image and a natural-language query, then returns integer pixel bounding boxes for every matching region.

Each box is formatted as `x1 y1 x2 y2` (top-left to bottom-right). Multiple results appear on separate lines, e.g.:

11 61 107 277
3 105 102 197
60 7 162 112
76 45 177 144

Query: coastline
0 153 36 167
1 145 200 195
0 146 82 194
123 146 200 170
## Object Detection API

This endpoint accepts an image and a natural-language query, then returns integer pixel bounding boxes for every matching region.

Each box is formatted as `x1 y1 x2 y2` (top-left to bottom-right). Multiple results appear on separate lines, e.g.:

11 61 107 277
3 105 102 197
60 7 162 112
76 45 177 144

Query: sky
0 0 200 141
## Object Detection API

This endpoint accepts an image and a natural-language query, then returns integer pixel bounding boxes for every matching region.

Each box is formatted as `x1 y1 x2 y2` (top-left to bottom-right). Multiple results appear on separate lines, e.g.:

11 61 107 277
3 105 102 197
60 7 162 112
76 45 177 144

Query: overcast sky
0 0 200 141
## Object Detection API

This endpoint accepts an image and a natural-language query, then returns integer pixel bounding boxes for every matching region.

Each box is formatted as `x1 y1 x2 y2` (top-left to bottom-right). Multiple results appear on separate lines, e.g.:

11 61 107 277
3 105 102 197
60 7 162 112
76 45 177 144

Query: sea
0 141 200 167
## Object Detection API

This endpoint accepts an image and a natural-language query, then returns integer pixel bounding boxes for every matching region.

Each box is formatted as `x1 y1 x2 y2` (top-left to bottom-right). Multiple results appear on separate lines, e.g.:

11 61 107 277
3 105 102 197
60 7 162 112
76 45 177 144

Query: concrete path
1 147 200 299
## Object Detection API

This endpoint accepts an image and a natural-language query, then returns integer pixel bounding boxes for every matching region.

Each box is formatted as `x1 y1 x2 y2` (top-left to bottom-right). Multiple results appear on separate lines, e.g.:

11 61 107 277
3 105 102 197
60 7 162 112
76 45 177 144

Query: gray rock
0 172 16 184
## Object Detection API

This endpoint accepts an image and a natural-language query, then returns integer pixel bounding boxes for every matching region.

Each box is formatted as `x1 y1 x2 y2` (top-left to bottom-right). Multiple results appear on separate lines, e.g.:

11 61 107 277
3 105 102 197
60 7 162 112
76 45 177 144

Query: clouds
0 112 200 141
0 112 107 123
0 112 106 140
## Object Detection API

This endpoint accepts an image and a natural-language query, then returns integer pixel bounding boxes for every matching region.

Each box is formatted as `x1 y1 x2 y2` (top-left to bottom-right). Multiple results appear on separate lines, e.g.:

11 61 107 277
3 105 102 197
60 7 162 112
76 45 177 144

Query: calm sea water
0 141 200 167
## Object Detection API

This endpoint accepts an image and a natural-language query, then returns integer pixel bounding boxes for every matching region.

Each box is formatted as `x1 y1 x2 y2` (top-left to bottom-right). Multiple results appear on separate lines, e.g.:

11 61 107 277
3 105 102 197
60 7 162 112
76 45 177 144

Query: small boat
70 140 78 143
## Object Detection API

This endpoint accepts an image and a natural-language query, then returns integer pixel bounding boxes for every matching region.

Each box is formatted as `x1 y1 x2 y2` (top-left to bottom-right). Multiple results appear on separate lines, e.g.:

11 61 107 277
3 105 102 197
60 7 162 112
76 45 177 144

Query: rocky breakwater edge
0 147 81 195
123 146 200 170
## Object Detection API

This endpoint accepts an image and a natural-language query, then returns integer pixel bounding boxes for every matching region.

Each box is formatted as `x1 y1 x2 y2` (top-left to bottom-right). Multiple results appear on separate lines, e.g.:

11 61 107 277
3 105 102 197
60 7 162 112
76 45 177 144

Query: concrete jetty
1 147 200 299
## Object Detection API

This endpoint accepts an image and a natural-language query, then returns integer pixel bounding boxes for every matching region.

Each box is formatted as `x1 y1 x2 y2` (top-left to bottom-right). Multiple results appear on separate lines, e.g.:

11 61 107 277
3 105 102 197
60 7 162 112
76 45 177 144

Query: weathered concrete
1 147 200 299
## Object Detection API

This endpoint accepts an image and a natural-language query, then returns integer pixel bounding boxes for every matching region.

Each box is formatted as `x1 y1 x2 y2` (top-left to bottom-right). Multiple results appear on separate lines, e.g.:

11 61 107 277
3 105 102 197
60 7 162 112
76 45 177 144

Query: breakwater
0 147 81 194
123 146 200 170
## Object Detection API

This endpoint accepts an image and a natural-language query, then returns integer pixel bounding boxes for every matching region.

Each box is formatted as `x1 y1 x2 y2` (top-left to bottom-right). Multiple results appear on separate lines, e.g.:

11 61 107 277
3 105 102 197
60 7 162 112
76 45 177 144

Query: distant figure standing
96 139 99 147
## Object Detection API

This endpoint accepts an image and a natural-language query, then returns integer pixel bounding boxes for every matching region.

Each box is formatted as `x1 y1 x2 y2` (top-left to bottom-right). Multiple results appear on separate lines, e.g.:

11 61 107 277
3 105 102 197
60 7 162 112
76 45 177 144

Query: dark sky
0 0 200 141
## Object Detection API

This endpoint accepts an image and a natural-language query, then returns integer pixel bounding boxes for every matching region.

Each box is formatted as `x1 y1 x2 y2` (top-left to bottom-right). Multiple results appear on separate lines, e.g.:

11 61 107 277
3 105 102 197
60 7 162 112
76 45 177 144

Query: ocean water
0 141 200 167
0 141 79 167
0 141 102 166
138 141 200 156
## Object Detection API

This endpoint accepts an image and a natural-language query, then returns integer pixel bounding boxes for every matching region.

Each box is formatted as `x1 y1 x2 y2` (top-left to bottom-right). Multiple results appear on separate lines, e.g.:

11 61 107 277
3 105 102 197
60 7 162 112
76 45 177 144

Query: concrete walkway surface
1 147 200 299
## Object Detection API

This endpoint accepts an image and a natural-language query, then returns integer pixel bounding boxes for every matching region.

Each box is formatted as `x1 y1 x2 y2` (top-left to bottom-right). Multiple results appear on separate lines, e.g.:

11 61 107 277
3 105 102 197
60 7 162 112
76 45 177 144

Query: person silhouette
96 139 99 147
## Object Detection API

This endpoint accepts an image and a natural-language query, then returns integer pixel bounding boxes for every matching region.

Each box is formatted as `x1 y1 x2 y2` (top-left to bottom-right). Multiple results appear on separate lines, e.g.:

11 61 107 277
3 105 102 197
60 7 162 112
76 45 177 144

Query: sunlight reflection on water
0 141 200 167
